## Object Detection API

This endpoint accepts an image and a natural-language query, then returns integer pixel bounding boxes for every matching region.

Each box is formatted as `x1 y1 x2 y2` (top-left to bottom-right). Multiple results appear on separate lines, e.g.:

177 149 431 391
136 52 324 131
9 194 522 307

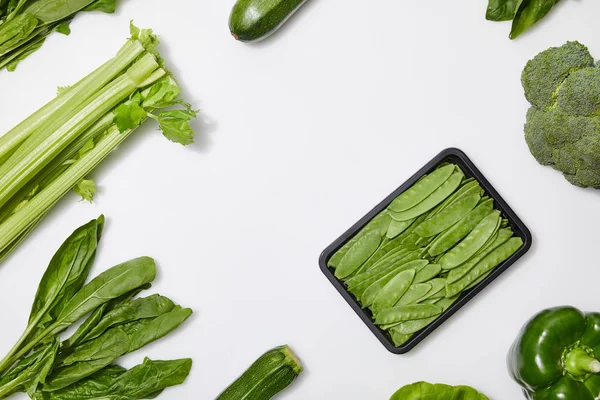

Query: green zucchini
217 345 303 400
229 0 308 42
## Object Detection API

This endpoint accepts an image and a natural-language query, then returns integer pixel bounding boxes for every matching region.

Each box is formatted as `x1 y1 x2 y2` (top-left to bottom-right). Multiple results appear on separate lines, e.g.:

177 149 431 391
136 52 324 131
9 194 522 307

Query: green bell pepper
508 306 600 399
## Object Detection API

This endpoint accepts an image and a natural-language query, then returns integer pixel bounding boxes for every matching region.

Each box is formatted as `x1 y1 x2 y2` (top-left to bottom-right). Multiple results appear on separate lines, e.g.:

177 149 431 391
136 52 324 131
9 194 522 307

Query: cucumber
229 0 307 42
217 345 303 400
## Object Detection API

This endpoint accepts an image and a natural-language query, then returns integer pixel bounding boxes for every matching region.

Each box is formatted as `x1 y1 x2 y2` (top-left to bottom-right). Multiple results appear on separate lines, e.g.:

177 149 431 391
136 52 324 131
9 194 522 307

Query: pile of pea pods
327 164 524 346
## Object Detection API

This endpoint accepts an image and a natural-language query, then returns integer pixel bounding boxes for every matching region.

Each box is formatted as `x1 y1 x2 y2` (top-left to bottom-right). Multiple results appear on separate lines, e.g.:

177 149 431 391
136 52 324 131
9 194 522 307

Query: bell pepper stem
565 348 600 376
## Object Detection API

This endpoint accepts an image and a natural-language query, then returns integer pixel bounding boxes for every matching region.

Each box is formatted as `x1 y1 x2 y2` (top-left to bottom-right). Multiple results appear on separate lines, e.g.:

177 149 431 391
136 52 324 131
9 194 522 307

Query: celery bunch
0 24 197 263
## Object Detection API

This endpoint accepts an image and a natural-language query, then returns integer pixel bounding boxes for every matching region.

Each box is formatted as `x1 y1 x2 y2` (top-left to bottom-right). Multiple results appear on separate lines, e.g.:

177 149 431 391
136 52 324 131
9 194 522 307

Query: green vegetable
508 306 600 399
0 0 119 72
0 218 192 398
217 345 303 400
485 0 561 40
328 163 523 347
228 0 307 42
521 41 600 188
0 24 197 263
390 381 488 399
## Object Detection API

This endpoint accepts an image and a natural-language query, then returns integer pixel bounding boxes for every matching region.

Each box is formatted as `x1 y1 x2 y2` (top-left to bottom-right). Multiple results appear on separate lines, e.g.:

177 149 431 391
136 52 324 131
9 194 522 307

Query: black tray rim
318 147 533 354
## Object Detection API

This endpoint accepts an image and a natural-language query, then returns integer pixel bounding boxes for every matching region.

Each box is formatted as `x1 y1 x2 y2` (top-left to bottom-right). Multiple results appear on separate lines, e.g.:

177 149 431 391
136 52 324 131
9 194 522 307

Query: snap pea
386 218 415 239
361 260 428 307
389 329 411 347
371 268 416 315
428 179 478 219
334 230 382 279
414 192 480 238
428 198 495 257
346 250 421 291
397 283 432 306
350 238 390 277
439 210 501 269
375 304 443 325
401 232 422 250
447 228 513 284
419 278 446 302
464 270 492 291
388 165 455 212
423 297 443 304
394 297 457 334
446 237 523 297
415 235 436 248
347 265 398 298
388 170 464 221
328 213 390 268
364 248 412 273
413 264 442 284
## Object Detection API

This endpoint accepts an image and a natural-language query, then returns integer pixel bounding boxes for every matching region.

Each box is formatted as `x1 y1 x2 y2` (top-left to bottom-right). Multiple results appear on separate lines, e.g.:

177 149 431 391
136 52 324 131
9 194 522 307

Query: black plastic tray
319 148 532 354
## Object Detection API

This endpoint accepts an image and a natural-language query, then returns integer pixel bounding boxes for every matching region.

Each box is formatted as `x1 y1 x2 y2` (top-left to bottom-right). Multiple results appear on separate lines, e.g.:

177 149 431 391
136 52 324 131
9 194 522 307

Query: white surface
0 1 599 399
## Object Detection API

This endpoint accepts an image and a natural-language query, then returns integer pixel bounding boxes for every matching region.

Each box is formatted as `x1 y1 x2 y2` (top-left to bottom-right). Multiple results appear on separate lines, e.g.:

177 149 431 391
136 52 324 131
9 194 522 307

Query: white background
0 1 599 399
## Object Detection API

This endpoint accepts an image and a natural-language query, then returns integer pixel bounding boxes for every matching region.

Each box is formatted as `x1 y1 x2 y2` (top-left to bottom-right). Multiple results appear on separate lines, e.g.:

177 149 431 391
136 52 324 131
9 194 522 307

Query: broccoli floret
557 67 600 116
522 41 600 189
522 41 594 110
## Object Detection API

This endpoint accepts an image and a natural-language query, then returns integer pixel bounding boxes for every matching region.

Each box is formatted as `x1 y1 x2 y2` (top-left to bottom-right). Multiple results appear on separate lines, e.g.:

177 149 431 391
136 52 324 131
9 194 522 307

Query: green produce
0 23 197 264
390 381 488 399
508 306 600 399
216 345 303 400
486 0 561 40
0 0 120 72
229 0 307 42
521 41 600 189
0 217 192 398
328 164 523 347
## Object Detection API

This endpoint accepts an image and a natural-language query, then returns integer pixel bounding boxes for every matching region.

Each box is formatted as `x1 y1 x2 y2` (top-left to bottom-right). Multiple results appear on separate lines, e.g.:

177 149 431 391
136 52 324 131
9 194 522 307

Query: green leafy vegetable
485 0 561 39
485 0 520 21
0 24 197 263
390 381 488 399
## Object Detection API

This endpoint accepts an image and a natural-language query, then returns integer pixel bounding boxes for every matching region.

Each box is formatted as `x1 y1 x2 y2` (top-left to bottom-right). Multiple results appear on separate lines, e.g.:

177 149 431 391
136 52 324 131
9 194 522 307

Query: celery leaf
157 108 197 145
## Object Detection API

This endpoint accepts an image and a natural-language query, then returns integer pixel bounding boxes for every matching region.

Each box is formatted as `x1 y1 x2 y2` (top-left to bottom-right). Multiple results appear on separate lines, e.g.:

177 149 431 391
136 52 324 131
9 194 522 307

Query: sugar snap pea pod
447 228 513 284
387 218 415 239
347 250 421 291
364 247 411 273
347 265 397 298
419 278 446 302
397 283 432 306
371 268 416 315
335 230 382 279
375 304 443 325
413 264 442 284
501 218 509 228
388 165 456 213
388 170 464 221
328 213 390 268
395 297 457 334
414 192 481 238
464 270 493 291
415 235 436 248
445 237 523 298
423 297 442 304
439 210 501 270
401 232 421 250
350 237 391 277
362 260 428 307
389 329 412 347
428 198 495 257
427 180 480 219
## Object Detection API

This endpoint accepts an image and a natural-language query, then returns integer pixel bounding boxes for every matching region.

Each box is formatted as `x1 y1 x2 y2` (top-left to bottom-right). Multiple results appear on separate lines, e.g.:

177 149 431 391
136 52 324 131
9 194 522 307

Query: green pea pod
394 297 457 335
439 210 501 270
388 165 455 212
362 261 427 307
387 218 415 239
414 192 480 238
389 329 412 347
428 199 494 257
371 268 416 315
347 253 422 296
427 179 477 218
510 0 561 40
375 304 443 326
413 264 442 284
350 238 390 277
388 171 464 221
418 278 446 302
397 283 432 307
446 237 523 297
335 230 381 279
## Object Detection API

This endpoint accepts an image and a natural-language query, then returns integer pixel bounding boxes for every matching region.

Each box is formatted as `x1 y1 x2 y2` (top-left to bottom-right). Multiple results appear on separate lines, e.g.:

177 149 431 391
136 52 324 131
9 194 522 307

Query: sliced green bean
414 192 480 238
388 170 464 221
413 264 442 284
335 230 382 279
328 213 389 268
445 237 524 297
375 304 443 325
371 268 416 315
388 165 456 212
397 283 432 306
447 228 513 284
428 198 495 257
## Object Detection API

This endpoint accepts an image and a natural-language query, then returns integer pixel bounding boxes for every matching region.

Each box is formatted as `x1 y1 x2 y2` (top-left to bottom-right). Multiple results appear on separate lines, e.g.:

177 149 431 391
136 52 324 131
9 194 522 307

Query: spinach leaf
34 358 192 399
82 0 115 13
486 0 520 21
0 13 38 55
390 382 488 400
510 0 560 39
24 0 97 23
